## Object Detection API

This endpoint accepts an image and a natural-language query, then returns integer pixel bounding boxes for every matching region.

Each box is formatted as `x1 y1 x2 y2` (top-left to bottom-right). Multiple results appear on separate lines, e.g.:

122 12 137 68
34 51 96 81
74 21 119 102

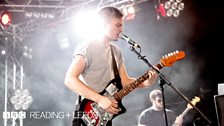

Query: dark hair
149 89 162 101
97 6 123 22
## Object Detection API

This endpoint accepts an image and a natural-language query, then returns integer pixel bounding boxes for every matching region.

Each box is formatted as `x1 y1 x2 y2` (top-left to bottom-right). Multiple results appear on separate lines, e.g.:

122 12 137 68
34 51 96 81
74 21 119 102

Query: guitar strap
110 45 123 90
110 45 126 121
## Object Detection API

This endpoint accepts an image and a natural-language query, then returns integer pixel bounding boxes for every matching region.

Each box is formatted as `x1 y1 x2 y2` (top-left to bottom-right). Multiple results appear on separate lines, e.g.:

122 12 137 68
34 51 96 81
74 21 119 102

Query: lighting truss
0 55 24 126
0 0 148 41
0 26 31 126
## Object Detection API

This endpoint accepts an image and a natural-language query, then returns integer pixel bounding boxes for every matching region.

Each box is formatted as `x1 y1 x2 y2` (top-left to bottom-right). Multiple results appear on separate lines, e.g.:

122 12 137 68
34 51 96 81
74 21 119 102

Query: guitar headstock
160 50 185 67
187 96 200 109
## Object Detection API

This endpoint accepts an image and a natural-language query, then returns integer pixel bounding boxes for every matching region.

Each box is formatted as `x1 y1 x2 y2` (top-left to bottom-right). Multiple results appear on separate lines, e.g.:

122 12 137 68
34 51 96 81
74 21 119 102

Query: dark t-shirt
138 107 176 126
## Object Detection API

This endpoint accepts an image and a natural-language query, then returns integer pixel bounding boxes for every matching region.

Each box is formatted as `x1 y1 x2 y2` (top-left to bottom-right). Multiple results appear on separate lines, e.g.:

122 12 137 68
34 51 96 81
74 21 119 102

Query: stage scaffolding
0 32 25 126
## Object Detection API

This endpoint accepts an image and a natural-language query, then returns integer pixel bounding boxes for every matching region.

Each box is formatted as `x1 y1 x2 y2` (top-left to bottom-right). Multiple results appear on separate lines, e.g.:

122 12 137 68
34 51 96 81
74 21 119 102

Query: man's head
149 89 163 110
97 6 124 41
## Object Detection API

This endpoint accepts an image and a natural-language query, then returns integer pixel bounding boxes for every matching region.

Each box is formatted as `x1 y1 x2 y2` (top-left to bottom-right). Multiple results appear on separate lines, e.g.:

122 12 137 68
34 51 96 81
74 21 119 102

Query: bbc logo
3 112 26 119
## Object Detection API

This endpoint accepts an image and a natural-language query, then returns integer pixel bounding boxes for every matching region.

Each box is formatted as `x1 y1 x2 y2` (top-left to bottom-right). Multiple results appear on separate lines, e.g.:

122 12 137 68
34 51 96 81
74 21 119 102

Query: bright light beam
72 10 104 39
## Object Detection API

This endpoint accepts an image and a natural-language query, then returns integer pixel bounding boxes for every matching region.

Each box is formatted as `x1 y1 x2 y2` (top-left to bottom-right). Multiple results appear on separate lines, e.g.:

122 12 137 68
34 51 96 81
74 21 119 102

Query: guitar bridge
91 103 113 126
82 111 96 126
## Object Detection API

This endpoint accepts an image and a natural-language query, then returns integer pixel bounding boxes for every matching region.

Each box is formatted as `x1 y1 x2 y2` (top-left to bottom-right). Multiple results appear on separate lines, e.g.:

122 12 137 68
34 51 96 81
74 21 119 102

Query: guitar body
79 79 126 126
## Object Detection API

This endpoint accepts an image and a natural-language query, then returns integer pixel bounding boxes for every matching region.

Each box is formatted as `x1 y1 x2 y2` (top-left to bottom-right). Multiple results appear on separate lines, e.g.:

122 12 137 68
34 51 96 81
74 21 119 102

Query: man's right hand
174 115 183 126
97 96 120 114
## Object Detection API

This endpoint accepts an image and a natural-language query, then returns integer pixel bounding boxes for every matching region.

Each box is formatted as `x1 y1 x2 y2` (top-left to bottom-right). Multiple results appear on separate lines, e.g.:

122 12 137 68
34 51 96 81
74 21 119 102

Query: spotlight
1 50 6 55
10 89 33 110
156 0 184 18
122 5 136 21
0 11 11 26
24 12 55 19
164 0 184 17
23 46 32 59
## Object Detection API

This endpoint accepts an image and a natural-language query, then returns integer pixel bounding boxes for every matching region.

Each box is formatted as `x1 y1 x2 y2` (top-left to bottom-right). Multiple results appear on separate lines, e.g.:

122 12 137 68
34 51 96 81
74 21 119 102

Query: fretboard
113 62 163 101
181 108 190 117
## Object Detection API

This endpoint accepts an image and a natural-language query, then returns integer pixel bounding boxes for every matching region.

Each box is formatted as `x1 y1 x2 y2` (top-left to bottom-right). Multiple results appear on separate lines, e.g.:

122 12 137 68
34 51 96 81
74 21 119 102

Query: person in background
138 89 183 126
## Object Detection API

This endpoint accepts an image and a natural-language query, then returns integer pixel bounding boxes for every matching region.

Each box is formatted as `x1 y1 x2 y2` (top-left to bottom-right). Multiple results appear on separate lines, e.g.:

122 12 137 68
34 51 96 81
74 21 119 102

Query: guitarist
64 6 158 126
138 89 183 126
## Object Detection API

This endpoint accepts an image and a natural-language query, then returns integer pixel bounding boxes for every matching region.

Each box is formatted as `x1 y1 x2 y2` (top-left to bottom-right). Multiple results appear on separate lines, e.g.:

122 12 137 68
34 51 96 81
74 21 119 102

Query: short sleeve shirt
138 107 176 126
74 40 123 92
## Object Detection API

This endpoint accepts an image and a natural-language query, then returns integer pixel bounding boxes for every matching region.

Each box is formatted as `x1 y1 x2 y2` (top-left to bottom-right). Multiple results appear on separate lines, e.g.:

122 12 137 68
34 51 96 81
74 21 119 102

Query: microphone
120 34 140 48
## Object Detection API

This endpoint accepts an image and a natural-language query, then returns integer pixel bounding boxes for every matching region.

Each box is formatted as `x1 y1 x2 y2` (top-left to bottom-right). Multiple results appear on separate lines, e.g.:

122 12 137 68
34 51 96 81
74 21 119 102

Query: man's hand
147 70 158 84
97 95 120 114
140 70 158 87
174 115 183 126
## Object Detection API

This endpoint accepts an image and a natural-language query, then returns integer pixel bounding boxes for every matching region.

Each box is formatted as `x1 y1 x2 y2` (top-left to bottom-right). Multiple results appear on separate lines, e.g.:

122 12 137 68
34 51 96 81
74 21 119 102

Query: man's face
153 96 163 110
104 17 123 41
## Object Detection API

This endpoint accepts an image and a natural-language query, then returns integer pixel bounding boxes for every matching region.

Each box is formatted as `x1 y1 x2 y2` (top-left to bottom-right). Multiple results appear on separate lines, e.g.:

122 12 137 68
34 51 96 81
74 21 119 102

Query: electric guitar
180 96 200 117
79 50 185 126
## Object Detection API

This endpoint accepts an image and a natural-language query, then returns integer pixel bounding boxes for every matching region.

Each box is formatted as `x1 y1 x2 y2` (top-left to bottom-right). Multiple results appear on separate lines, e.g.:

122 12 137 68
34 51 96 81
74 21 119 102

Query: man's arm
119 63 158 88
64 55 119 114
172 115 183 126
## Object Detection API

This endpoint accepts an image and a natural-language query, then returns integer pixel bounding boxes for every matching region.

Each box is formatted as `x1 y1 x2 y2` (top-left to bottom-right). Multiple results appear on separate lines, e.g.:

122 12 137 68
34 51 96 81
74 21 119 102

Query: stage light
164 0 184 17
156 0 184 18
72 10 104 39
1 50 6 55
127 6 135 14
122 7 128 16
122 5 136 21
24 12 55 19
23 46 32 59
10 89 33 110
0 11 11 26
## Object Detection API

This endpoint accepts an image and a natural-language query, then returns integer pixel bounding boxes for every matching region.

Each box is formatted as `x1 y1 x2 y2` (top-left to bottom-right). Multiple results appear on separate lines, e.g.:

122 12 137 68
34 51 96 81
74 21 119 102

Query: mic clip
120 34 141 48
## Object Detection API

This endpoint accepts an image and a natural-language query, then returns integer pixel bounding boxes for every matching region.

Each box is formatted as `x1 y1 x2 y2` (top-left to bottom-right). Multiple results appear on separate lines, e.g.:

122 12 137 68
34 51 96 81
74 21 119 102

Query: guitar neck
113 63 163 101
181 108 190 117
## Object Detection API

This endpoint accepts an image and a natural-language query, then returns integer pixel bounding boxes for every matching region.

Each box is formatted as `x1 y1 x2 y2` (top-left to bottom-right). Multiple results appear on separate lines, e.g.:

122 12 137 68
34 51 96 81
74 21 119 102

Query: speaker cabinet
214 95 224 126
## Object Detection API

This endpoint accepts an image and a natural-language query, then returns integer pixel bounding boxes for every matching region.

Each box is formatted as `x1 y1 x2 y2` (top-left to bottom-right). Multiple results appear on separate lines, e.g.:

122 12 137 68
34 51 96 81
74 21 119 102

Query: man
138 89 183 126
64 6 158 125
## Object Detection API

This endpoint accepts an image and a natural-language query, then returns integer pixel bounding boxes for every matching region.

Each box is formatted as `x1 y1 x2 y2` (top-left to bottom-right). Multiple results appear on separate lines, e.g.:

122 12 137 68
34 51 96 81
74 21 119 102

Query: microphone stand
128 46 212 125
160 78 169 126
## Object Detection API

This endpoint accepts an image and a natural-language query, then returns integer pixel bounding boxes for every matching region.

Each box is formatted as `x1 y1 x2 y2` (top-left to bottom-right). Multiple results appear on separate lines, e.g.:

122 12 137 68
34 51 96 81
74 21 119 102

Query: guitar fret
114 94 118 100
116 92 122 100
119 91 125 99
130 84 135 89
128 85 133 91
156 63 163 70
115 93 121 101
136 79 141 85
119 91 124 99
132 81 138 88
113 72 149 101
